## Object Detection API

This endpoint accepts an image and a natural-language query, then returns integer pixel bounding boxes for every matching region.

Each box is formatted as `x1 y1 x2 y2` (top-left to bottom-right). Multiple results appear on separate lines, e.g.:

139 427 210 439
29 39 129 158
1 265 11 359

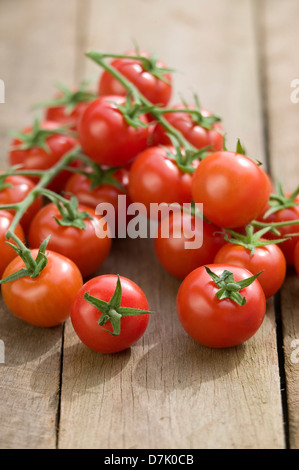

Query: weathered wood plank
58 0 285 449
261 0 299 449
0 0 79 449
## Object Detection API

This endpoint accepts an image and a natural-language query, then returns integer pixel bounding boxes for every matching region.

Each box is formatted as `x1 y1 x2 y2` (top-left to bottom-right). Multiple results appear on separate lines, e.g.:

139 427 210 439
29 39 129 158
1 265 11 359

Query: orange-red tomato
1 249 83 327
191 151 271 228
98 50 172 107
0 210 25 278
0 175 42 233
28 203 112 278
154 211 225 279
214 242 286 298
177 264 266 348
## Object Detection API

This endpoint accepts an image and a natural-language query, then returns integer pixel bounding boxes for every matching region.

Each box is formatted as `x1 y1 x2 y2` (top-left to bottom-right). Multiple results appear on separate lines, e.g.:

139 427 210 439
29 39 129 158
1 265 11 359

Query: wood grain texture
57 0 285 449
261 0 299 449
0 0 79 449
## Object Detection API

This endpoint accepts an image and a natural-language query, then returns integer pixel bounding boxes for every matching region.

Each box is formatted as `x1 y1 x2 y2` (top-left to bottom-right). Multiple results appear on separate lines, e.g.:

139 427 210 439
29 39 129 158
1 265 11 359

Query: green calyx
84 275 152 336
263 181 299 218
33 79 98 115
164 134 211 174
40 189 92 229
0 236 50 284
178 94 221 130
224 224 288 256
109 93 155 129
204 266 263 306
10 118 73 153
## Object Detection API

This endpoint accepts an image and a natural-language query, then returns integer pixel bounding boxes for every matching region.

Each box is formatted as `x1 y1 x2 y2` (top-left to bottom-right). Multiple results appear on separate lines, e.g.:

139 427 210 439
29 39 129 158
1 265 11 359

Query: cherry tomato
78 96 150 167
9 121 78 193
154 211 225 279
98 50 172 107
71 274 150 353
64 167 131 234
1 249 83 327
214 242 286 298
46 101 90 130
128 146 195 218
257 195 299 265
191 151 271 228
176 264 266 348
0 175 42 233
0 210 25 278
28 203 112 278
152 104 223 151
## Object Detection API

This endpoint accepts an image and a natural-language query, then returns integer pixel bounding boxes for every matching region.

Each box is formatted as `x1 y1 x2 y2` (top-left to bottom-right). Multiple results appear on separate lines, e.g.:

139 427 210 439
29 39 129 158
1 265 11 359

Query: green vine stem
86 51 197 152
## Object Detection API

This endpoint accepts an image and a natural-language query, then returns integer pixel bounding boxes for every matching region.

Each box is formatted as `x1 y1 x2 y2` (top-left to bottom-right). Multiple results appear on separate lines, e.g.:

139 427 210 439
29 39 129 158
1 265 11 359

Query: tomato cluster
0 48 298 353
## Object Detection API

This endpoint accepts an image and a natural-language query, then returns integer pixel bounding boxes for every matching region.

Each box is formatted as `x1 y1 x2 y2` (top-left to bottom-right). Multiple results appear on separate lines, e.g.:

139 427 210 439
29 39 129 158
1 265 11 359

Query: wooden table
0 0 298 450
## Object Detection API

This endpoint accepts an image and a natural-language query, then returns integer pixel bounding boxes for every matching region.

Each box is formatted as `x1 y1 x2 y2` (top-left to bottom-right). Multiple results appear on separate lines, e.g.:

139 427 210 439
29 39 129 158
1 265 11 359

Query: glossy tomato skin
177 264 266 348
0 175 42 233
78 96 150 166
214 242 286 298
0 210 25 278
152 105 223 151
9 121 78 193
64 167 131 234
46 101 90 130
191 151 271 228
71 275 150 353
257 196 299 265
1 249 83 327
154 211 226 279
128 146 194 218
28 203 112 278
98 51 172 107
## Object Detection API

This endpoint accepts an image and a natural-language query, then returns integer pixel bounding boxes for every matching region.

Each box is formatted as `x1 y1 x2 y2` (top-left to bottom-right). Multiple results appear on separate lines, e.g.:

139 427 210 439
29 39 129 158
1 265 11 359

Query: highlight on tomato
191 149 271 228
28 198 111 278
77 95 150 167
128 145 197 218
0 240 83 327
176 264 266 348
152 102 223 151
71 274 151 354
98 50 173 107
213 226 287 299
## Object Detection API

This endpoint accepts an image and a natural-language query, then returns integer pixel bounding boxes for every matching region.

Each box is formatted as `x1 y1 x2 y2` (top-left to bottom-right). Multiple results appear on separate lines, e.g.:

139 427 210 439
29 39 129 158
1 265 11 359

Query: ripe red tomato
9 121 78 193
152 104 223 151
0 175 42 233
78 96 150 167
214 242 286 298
257 195 299 265
46 101 89 130
64 167 131 234
128 146 195 218
98 50 172 106
28 203 111 278
176 264 266 348
0 210 25 278
191 151 271 228
71 274 150 353
1 249 83 327
154 211 225 279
